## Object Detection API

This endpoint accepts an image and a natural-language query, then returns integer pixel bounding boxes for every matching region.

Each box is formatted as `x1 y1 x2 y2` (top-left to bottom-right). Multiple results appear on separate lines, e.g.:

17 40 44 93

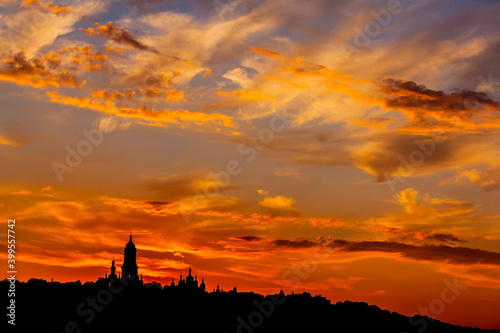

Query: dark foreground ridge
2 278 499 333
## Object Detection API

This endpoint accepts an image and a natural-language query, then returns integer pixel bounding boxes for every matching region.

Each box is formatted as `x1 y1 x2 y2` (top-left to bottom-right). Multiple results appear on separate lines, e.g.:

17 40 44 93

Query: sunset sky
1 0 500 329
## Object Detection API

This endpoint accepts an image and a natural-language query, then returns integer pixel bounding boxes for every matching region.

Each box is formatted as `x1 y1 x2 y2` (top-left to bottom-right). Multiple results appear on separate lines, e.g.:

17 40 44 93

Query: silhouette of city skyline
4 235 500 333
96 234 224 294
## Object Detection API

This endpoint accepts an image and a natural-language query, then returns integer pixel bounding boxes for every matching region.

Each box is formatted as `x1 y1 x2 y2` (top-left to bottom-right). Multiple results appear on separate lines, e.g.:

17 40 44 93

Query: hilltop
2 278 498 333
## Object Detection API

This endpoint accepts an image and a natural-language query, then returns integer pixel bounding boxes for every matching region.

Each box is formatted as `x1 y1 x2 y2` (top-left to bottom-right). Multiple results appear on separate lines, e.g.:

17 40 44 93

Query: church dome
125 235 136 250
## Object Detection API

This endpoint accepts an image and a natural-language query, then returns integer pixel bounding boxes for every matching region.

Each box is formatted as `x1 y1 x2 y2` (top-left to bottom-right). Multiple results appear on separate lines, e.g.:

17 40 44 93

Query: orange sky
1 0 500 329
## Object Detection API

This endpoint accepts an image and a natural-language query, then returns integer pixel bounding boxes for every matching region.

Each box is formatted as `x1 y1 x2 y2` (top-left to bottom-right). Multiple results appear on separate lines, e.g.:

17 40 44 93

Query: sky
1 0 500 329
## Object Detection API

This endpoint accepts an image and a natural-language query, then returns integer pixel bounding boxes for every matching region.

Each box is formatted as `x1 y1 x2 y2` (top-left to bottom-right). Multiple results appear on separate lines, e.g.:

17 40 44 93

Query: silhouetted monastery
97 234 143 287
5 235 499 333
99 235 208 293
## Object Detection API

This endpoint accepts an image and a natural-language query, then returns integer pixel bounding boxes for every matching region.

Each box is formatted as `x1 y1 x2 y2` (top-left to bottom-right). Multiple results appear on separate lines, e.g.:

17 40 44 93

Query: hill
2 278 498 333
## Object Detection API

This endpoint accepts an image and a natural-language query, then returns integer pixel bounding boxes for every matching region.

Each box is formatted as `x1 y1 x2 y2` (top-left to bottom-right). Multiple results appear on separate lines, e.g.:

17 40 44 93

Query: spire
129 233 132 242
189 267 192 276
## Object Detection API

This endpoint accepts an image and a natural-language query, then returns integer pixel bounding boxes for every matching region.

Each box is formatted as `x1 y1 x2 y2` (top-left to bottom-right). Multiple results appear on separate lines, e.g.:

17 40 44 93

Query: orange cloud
46 91 237 133
20 0 72 15
40 2 72 15
251 47 284 59
0 52 81 88
379 78 500 134
258 195 295 209
203 68 212 77
102 194 239 216
441 166 500 191
20 0 39 7
11 189 31 195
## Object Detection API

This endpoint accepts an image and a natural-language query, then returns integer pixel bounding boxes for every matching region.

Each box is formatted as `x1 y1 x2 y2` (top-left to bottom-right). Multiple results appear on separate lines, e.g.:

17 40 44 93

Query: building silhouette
109 257 118 280
99 235 143 287
164 267 206 294
100 235 225 294
121 234 139 280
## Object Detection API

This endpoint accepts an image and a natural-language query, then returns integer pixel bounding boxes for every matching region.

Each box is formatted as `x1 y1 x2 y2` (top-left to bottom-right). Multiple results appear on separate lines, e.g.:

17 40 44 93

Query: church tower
121 235 138 280
109 257 117 280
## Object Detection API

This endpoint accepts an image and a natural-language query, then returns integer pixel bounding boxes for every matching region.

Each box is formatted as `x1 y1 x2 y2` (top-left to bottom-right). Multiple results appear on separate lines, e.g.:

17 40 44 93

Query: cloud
21 0 73 15
91 87 184 104
333 240 500 266
350 133 459 182
270 237 318 248
258 195 295 209
143 173 239 201
379 78 500 133
269 235 500 265
0 0 105 55
230 236 261 242
85 21 159 53
395 188 420 214
46 91 238 134
441 166 500 192
397 188 475 219
251 47 284 59
11 189 31 195
102 194 239 217
223 67 253 89
0 51 81 88
257 190 296 210
368 225 467 245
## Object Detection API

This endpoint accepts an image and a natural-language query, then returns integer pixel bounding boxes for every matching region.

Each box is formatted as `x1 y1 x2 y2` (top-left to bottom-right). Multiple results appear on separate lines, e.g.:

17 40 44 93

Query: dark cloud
382 78 499 112
333 240 500 266
268 236 499 265
424 233 466 244
143 173 237 201
353 133 458 182
144 201 170 206
270 237 319 248
87 21 159 54
376 227 467 245
231 236 261 242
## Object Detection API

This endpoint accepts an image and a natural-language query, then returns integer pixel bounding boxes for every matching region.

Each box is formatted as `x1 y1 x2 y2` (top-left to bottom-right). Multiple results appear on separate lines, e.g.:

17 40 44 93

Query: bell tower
121 234 138 279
